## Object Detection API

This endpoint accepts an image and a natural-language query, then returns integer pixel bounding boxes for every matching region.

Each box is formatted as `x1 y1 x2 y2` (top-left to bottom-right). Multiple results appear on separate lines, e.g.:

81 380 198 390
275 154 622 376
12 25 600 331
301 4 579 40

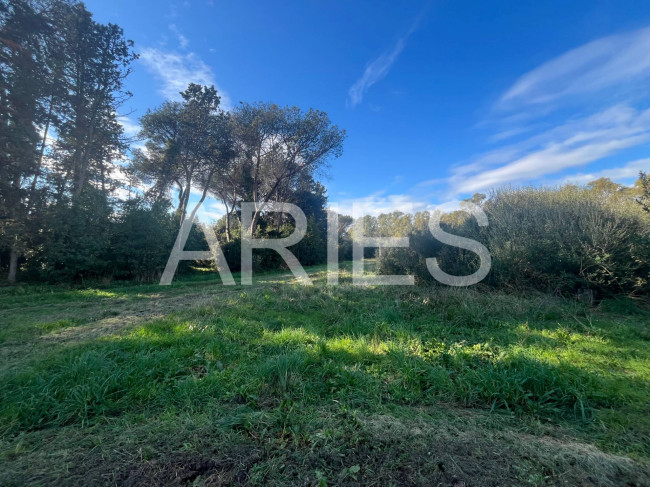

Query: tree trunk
72 98 99 200
250 209 261 237
184 175 214 230
276 200 285 232
72 143 90 199
178 182 192 229
225 205 232 242
100 161 106 194
7 246 18 284
30 95 54 196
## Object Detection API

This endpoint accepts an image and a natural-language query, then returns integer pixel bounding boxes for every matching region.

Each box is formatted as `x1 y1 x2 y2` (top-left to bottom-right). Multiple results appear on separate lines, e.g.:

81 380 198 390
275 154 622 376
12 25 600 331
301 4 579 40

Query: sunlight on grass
36 319 84 333
1 270 649 486
75 289 119 298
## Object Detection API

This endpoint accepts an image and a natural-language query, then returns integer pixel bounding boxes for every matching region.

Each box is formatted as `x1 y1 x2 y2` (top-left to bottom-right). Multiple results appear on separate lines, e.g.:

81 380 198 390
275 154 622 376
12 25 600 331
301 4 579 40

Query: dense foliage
377 181 650 297
2 1 649 298
0 0 344 283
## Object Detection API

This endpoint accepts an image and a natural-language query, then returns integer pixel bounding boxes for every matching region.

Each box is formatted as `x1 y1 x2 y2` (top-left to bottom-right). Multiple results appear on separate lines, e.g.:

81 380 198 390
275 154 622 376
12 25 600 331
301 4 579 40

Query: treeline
374 178 650 297
3 1 650 296
0 0 345 283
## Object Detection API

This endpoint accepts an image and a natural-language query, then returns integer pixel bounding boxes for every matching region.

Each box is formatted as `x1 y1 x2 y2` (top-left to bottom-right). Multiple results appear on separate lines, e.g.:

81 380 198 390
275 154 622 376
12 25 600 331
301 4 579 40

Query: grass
0 262 649 486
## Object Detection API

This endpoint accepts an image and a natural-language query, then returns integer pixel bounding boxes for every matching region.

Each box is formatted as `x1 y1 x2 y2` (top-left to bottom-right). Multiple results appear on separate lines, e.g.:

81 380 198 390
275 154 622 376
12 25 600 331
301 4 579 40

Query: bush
377 185 650 296
221 239 242 272
29 190 113 282
111 199 177 281
377 216 483 285
220 216 329 274
484 186 650 295
27 194 193 283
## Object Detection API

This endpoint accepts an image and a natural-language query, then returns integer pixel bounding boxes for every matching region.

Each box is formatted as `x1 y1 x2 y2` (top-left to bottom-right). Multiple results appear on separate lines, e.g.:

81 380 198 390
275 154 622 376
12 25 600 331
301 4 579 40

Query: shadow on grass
1 307 646 438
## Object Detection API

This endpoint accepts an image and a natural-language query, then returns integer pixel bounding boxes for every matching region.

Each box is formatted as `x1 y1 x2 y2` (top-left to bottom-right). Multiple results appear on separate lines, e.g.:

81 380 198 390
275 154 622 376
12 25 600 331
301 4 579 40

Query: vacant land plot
1 264 649 486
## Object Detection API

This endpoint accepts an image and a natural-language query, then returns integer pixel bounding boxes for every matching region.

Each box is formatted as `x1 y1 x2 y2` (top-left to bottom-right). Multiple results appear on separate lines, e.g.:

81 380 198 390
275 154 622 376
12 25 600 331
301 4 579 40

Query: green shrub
484 186 650 295
111 199 177 281
377 185 650 296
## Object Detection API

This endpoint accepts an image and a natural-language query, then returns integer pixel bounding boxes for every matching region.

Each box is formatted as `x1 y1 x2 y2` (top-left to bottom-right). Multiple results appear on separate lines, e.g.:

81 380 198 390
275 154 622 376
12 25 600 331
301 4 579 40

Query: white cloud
169 24 189 49
328 192 467 220
499 26 650 107
117 115 140 138
423 26 650 199
444 105 650 195
195 200 226 223
139 47 231 108
560 158 650 186
331 192 436 217
347 14 423 107
109 162 152 201
348 39 407 108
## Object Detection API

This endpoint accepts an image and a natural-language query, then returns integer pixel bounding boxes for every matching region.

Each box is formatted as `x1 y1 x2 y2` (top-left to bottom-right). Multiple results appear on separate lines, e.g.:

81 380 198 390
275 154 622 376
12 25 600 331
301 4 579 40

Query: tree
288 174 329 265
461 192 486 207
133 83 236 229
111 198 177 281
33 186 113 282
50 3 136 201
376 211 412 237
232 102 345 236
210 153 251 241
636 172 650 213
0 0 57 282
26 0 74 198
586 177 623 197
0 0 349 284
1 1 137 283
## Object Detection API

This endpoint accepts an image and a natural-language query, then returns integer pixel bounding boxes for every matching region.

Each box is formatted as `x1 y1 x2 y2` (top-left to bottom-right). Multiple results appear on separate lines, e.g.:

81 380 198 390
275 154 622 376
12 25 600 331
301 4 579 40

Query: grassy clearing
0 263 649 486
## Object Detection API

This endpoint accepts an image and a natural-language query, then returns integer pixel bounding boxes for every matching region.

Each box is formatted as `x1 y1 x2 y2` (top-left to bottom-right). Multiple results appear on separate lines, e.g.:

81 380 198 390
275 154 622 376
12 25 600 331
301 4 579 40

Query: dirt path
0 287 235 373
0 272 308 374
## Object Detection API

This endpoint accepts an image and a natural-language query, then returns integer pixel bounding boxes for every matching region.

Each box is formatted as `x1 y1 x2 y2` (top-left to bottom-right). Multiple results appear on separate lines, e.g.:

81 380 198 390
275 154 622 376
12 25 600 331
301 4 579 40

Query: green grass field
1 263 649 486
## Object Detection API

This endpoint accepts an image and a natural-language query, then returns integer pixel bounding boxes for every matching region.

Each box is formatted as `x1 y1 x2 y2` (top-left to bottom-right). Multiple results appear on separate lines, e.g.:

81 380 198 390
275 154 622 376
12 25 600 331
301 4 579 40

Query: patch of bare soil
345 413 650 487
65 432 649 487
2 407 648 487
39 292 217 343
15 412 646 487
96 446 264 487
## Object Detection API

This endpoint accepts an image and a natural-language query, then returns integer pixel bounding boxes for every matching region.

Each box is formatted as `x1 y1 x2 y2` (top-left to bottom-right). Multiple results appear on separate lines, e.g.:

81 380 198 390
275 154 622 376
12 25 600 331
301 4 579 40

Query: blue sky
86 0 650 218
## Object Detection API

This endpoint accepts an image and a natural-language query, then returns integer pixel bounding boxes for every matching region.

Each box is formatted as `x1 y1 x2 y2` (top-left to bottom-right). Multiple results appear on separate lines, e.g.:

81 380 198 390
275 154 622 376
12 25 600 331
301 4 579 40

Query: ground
0 263 649 486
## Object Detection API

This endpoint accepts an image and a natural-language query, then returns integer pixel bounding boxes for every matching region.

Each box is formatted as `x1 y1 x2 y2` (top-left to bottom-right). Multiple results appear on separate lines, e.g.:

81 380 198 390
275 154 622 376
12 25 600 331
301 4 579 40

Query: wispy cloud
421 26 650 199
169 23 189 49
348 39 407 108
332 191 438 217
441 105 650 195
499 26 650 108
560 157 650 186
195 200 226 223
139 47 231 107
117 115 140 138
347 13 424 108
